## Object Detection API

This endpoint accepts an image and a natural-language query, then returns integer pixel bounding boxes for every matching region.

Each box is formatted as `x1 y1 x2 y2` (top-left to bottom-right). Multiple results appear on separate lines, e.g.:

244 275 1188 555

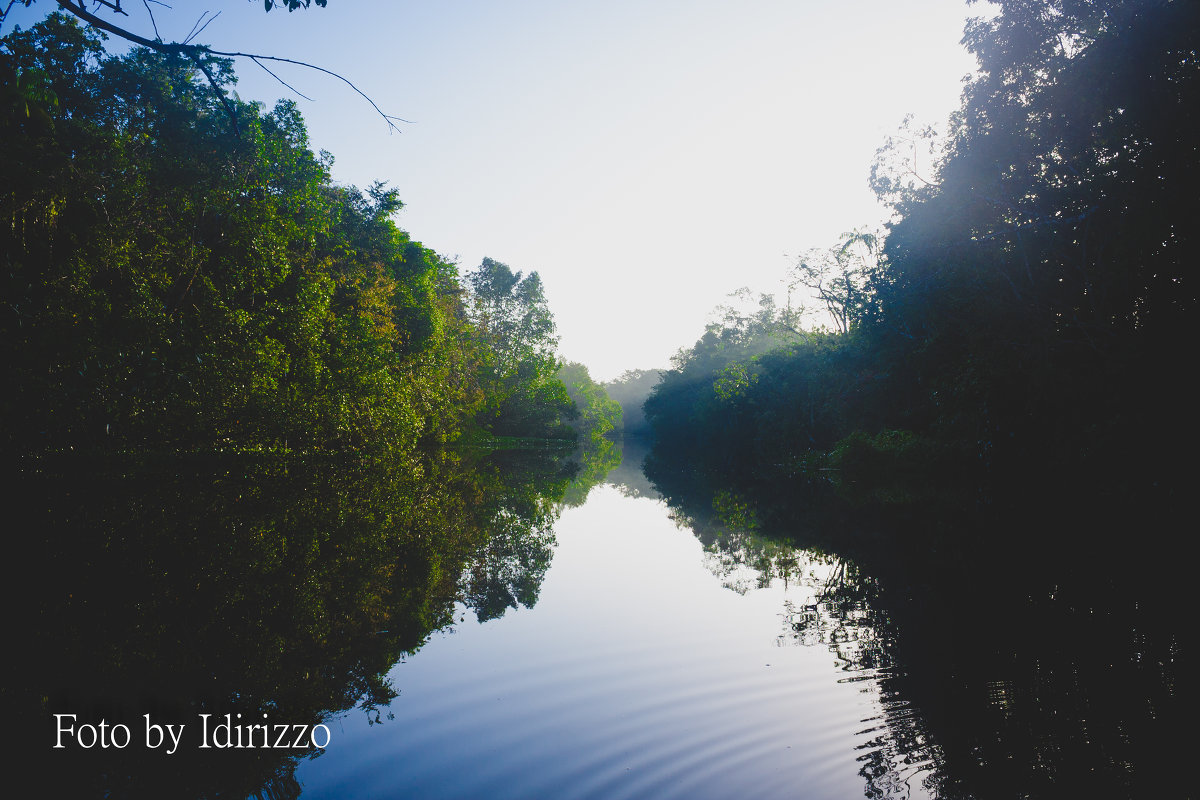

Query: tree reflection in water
6 445 590 799
648 476 942 799
643 452 1187 800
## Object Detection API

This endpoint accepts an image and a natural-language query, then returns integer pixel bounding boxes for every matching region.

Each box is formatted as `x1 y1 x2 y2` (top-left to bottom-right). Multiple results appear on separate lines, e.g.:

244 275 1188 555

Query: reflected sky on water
16 443 1181 799
298 484 929 800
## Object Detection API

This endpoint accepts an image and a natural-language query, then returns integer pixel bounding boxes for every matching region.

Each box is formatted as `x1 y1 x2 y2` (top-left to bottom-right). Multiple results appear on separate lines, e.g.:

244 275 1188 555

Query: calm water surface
297 481 925 800
14 446 1182 799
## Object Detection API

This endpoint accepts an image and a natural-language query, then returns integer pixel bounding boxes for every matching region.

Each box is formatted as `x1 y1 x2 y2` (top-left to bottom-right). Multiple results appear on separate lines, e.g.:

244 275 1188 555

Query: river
296 483 924 799
10 443 1184 798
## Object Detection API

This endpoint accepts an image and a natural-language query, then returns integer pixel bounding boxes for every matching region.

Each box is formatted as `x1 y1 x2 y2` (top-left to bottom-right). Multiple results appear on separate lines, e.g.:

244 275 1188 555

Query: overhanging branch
50 0 409 134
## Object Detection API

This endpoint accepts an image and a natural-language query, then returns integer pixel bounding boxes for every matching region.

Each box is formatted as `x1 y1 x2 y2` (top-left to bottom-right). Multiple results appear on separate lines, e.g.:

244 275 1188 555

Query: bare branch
1 1 23 30
206 48 413 129
139 0 158 41
183 9 218 46
56 0 184 49
51 0 410 134
181 9 204 43
90 0 128 17
184 47 239 134
190 10 218 42
251 54 311 102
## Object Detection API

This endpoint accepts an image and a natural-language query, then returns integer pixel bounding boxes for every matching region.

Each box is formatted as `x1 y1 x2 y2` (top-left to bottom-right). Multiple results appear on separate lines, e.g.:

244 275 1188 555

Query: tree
558 361 622 442
789 229 881 334
0 15 476 456
0 0 406 133
871 0 1199 472
466 258 574 438
603 368 663 437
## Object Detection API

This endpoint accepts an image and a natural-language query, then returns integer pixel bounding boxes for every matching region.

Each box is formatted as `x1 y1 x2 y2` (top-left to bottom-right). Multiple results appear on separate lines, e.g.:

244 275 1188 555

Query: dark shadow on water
5 436 1188 799
3 447 574 799
642 445 1190 800
603 437 661 501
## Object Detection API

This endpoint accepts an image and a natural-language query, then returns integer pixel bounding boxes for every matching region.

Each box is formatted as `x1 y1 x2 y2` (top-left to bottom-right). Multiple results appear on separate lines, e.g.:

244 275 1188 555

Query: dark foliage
645 0 1198 510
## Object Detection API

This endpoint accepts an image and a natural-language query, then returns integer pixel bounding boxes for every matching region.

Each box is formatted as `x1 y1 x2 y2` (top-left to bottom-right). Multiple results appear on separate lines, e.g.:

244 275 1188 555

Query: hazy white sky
7 0 986 381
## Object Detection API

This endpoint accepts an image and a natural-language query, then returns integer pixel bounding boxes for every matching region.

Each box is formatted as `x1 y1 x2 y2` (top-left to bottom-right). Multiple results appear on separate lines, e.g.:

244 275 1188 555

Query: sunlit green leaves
1 14 554 458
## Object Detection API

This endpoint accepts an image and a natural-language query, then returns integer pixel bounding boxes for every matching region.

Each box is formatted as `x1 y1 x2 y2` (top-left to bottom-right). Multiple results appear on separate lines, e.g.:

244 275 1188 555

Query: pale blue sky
5 1 986 380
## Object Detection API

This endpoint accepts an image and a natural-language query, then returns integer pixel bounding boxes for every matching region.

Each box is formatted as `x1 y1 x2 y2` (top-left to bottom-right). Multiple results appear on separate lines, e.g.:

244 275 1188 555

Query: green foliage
645 291 876 468
466 257 575 439
558 361 621 442
712 361 757 402
644 288 805 458
0 15 569 459
558 437 623 508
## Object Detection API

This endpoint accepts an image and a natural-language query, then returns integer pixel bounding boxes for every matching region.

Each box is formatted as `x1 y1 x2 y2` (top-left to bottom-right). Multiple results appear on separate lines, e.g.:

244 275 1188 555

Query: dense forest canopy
467 258 578 439
557 361 621 442
2 19 629 794
4 6 1194 798
645 0 1198 508
0 14 587 459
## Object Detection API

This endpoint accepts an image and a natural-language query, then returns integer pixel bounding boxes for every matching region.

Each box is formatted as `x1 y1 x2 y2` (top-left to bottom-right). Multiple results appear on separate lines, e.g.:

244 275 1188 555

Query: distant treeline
644 0 1197 509
604 368 663 438
1 15 583 459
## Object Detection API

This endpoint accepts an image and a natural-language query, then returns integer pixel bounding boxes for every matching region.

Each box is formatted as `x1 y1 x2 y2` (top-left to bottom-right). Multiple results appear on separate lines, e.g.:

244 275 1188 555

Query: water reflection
6 446 584 799
636 463 940 799
601 437 661 502
8 439 1186 799
296 479 891 800
643 449 1189 800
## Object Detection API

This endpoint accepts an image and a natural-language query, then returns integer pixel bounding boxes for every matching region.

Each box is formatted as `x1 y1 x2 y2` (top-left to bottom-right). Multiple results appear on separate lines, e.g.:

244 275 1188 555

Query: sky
4 0 986 381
